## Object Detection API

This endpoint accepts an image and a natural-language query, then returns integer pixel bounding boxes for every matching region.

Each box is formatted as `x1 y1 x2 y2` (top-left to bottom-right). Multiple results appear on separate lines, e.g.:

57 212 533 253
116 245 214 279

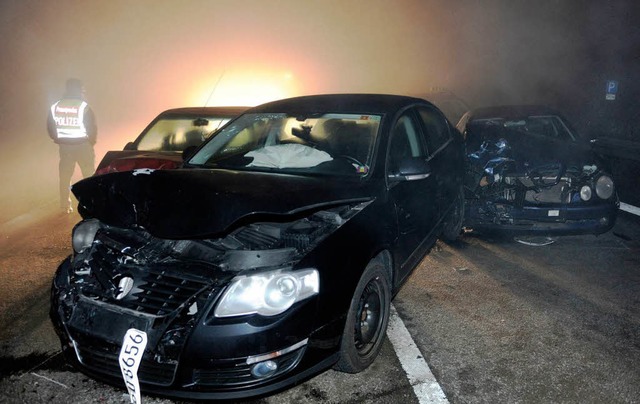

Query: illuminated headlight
71 219 102 253
580 185 592 201
214 269 319 317
595 175 614 199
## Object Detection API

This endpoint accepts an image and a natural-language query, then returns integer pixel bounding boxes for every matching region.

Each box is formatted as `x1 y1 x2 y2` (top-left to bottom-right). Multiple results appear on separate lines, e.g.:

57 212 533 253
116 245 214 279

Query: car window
189 113 380 176
388 112 425 172
467 114 578 146
527 116 576 141
416 106 451 156
137 117 232 151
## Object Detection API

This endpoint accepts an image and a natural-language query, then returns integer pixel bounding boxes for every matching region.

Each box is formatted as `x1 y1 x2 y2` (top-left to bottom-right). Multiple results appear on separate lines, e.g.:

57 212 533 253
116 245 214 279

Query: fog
0 0 637 224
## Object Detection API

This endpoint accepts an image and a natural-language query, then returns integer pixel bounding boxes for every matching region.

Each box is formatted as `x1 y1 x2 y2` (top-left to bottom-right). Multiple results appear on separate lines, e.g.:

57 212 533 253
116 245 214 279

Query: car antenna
204 70 226 107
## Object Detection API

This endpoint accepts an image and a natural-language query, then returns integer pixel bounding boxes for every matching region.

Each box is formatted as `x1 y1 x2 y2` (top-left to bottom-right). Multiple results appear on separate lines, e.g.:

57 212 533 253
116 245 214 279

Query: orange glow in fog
188 69 302 107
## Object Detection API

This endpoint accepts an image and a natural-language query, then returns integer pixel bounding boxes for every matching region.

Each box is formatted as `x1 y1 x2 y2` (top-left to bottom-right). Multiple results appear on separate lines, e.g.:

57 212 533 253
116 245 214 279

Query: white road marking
387 304 449 404
29 372 69 389
620 202 640 217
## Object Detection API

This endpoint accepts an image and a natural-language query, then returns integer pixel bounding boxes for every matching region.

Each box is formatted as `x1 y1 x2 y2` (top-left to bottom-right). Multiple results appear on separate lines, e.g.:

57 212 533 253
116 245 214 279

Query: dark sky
0 0 638 219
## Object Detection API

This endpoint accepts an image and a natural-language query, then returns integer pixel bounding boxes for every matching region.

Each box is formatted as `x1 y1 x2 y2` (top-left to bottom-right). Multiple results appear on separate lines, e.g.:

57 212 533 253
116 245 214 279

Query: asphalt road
0 207 638 403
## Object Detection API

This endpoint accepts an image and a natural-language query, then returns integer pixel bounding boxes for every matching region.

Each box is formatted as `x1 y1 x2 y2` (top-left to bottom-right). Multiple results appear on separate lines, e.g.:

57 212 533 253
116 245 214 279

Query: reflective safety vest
50 99 89 140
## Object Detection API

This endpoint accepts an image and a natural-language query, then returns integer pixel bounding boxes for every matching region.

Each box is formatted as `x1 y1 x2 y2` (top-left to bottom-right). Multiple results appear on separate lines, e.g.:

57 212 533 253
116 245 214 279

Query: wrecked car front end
461 106 619 236
51 188 372 399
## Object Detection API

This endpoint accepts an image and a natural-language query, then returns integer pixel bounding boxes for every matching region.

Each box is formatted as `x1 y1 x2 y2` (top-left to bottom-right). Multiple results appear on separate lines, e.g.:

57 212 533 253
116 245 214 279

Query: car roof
156 106 251 118
248 94 434 115
467 105 563 121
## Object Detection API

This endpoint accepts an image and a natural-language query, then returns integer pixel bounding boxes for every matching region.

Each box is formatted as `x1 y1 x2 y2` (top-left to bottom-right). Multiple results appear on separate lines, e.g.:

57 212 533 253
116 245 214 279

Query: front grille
194 360 255 386
525 181 571 204
130 264 213 315
77 232 220 316
74 336 177 386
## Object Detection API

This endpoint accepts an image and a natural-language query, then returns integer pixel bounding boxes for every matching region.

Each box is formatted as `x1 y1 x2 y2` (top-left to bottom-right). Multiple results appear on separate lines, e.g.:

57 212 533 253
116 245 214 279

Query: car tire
442 185 465 242
334 260 391 373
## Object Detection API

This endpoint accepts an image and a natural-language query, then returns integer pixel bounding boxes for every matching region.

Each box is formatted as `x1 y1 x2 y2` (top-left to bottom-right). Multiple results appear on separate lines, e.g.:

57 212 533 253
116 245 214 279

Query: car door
416 105 459 221
387 108 438 283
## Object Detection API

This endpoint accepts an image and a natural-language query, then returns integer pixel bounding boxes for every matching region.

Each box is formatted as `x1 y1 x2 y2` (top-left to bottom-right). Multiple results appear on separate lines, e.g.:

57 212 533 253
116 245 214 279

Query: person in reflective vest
47 78 97 213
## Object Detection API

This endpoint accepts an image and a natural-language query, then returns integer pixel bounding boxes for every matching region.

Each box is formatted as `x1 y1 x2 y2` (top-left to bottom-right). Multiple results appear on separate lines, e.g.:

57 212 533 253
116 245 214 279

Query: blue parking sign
606 80 618 100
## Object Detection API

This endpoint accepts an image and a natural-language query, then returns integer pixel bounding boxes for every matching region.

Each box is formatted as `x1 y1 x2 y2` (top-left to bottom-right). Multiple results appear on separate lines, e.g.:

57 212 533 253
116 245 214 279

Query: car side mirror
389 157 432 182
182 145 198 161
123 142 136 151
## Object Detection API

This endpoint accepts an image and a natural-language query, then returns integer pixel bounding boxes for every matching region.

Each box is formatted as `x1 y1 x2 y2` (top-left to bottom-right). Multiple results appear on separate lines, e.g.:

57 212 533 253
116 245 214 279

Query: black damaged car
457 105 619 237
50 94 465 400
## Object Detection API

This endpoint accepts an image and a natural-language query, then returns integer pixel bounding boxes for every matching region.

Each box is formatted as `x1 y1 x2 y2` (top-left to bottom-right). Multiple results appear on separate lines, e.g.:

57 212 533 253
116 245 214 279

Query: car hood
95 151 183 175
72 168 373 239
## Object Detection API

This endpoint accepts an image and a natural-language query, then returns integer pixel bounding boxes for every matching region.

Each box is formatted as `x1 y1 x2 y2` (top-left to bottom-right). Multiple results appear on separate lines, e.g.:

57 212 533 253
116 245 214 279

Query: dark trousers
59 143 95 208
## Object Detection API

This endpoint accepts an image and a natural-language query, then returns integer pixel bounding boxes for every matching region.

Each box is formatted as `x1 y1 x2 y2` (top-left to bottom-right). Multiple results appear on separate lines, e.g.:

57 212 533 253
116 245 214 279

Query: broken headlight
72 219 102 253
214 269 319 318
595 175 614 200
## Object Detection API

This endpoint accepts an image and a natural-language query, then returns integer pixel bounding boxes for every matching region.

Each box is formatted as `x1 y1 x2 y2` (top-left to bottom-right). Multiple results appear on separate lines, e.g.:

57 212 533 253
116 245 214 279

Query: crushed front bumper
464 198 619 236
50 258 339 400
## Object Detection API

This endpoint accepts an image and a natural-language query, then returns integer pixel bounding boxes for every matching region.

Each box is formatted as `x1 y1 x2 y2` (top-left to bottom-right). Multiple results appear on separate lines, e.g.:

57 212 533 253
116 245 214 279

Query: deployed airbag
246 144 332 168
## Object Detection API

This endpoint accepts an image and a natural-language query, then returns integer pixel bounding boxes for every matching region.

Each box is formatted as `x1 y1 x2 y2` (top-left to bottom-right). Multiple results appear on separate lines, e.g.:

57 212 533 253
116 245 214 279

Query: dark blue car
457 105 618 236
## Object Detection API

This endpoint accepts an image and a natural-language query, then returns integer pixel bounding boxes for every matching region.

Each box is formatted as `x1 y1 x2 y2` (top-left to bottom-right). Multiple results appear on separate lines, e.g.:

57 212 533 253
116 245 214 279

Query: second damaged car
50 94 465 400
94 106 248 175
458 105 618 237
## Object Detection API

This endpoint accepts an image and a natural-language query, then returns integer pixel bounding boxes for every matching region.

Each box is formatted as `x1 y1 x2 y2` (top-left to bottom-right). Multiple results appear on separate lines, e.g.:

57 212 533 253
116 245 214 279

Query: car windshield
137 116 232 152
471 115 577 142
188 113 380 176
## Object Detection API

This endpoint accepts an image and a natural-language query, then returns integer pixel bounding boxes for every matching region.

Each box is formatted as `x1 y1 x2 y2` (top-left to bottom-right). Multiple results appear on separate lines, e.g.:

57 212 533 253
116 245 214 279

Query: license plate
119 328 148 404
69 299 151 344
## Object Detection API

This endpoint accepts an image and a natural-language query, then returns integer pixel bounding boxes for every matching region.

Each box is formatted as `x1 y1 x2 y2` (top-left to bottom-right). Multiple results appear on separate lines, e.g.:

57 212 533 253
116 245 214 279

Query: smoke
0 0 637 223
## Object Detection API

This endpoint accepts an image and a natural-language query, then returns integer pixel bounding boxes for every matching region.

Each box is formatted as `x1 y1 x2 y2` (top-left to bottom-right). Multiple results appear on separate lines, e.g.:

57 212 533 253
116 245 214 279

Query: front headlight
595 175 614 199
214 269 319 318
72 219 102 253
580 185 592 201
